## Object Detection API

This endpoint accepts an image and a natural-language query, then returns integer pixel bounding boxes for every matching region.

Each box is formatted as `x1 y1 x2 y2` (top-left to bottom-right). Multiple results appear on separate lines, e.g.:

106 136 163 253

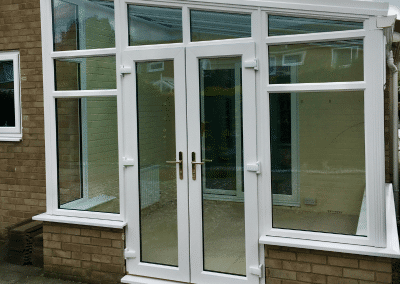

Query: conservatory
34 0 400 283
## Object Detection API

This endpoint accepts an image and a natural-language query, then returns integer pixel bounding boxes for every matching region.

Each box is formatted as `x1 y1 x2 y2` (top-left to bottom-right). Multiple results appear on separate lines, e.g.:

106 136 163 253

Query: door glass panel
136 60 178 266
191 10 251 42
199 57 245 276
269 40 363 84
128 5 182 46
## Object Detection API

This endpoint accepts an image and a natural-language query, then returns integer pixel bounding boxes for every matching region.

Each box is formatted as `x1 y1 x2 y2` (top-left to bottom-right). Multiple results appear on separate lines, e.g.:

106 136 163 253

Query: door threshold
121 275 190 284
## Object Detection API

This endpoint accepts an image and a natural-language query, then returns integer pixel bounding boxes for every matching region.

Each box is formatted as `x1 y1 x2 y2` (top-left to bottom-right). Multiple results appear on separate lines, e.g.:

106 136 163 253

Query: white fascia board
260 184 400 259
32 213 127 229
182 0 389 17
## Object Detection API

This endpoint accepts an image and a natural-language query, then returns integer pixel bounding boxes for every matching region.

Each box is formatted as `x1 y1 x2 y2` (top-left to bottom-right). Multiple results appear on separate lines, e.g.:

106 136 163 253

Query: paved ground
0 240 84 284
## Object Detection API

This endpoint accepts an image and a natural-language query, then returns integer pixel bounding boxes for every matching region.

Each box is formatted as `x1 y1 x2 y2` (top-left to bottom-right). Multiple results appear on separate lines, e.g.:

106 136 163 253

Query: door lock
166 151 183 180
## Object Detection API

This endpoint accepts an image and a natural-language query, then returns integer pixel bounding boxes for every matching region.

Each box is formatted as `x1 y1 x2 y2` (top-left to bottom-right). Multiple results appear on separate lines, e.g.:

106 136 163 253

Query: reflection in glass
128 5 182 46
0 61 15 127
269 40 363 84
191 10 251 42
136 61 178 266
200 57 245 276
54 56 116 90
56 97 119 213
52 0 115 51
270 91 366 236
268 15 363 36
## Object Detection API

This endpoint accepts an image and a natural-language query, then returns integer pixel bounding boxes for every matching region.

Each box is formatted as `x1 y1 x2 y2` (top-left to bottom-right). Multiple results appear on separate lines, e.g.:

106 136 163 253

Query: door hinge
120 65 132 76
246 161 261 174
249 264 263 278
124 249 136 259
244 59 258 71
122 157 134 167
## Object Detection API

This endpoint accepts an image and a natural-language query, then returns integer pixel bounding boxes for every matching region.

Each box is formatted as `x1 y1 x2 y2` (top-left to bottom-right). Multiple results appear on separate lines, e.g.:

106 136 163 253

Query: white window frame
37 0 124 223
259 12 387 249
0 51 22 142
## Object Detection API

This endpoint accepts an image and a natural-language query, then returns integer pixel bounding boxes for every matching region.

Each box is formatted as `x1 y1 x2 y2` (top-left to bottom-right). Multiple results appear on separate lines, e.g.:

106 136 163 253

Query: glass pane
136 60 178 266
0 61 15 127
56 97 119 213
270 91 366 236
52 0 115 51
55 56 116 90
200 57 245 275
191 10 251 42
269 40 363 84
128 5 182 46
268 15 363 36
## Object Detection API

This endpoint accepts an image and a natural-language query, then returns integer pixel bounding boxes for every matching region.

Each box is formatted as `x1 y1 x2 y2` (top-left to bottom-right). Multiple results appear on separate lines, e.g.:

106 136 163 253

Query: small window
0 52 21 141
268 15 363 36
190 10 251 42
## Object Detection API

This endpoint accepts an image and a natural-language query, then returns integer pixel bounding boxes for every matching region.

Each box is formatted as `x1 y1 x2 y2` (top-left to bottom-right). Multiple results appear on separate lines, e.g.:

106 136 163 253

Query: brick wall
265 245 394 284
0 0 45 239
43 222 125 284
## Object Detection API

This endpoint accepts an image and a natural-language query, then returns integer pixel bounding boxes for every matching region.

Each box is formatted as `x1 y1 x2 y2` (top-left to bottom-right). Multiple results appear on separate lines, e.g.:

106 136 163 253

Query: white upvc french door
123 41 259 284
186 41 259 284
123 46 190 283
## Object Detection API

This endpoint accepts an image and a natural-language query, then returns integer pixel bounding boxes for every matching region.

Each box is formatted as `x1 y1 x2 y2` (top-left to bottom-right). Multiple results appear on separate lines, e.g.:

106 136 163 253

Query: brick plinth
43 222 125 284
265 245 395 284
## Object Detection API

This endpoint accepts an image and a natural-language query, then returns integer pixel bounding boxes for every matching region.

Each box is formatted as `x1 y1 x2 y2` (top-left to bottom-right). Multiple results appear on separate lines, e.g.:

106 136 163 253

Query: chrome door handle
166 151 183 180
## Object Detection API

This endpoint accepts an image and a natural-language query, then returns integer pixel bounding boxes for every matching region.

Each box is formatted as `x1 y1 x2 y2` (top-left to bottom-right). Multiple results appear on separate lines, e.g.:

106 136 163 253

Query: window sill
0 134 22 142
260 183 400 259
32 213 127 229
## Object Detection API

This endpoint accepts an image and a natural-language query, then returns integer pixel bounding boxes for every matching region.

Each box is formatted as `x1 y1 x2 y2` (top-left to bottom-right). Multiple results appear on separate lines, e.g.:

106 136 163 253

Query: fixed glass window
54 56 116 90
190 10 251 42
270 91 365 236
269 40 363 84
268 15 363 36
56 97 119 213
128 5 183 46
52 0 115 51
0 52 21 141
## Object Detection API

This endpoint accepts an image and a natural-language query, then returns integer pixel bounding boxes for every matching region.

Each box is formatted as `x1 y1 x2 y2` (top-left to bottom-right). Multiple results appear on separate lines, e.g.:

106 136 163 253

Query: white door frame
123 45 190 283
187 40 259 284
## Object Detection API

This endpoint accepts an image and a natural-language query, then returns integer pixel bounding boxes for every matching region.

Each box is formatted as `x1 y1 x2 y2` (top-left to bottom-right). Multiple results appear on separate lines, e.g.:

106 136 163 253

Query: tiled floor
0 241 83 284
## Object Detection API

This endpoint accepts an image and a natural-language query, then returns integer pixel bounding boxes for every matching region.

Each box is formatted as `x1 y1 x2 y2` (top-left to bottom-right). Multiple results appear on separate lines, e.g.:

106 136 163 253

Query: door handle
191 152 206 180
166 151 183 180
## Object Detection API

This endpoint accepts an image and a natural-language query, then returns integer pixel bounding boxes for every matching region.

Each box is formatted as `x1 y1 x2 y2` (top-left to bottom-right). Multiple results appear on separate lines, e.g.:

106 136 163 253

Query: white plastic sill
0 135 23 142
260 183 400 259
32 213 126 229
60 195 116 210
